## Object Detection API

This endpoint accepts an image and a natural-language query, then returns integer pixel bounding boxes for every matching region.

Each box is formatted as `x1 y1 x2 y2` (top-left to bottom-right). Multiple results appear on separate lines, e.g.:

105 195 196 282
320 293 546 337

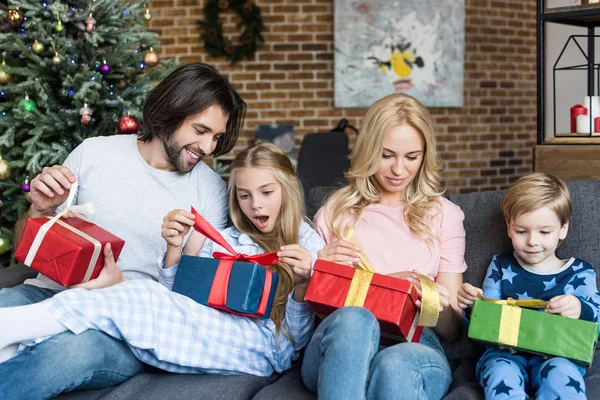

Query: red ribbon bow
191 207 278 317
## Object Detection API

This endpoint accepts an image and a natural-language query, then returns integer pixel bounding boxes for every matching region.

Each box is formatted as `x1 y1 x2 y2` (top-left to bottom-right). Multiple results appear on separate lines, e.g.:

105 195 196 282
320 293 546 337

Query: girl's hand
278 244 312 287
546 294 581 319
317 239 360 266
70 243 126 289
457 283 482 310
412 278 451 313
161 209 196 248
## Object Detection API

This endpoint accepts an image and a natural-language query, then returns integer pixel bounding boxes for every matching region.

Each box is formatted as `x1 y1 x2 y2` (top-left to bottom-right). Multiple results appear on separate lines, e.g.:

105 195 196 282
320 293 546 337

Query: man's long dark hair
139 63 245 157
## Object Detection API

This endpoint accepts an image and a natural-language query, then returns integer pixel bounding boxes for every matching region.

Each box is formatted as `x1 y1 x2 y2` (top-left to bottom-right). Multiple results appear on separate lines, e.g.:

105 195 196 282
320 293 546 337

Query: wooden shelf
545 136 600 144
535 145 600 180
543 4 600 26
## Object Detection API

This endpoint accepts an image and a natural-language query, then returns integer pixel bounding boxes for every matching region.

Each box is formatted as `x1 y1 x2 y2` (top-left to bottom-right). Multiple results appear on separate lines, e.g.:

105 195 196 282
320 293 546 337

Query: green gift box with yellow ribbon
468 300 598 367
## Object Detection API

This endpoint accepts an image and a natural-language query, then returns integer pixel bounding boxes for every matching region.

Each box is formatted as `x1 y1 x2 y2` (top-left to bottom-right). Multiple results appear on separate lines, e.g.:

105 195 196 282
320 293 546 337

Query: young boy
458 172 600 400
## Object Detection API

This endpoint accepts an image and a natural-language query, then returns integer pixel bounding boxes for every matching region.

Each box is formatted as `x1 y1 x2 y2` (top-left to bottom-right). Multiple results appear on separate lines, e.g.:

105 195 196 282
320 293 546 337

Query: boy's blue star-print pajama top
475 252 600 399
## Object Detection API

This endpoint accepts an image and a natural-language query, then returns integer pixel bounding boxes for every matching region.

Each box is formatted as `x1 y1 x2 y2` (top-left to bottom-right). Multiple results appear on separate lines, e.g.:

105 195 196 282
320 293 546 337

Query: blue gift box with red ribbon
171 208 280 319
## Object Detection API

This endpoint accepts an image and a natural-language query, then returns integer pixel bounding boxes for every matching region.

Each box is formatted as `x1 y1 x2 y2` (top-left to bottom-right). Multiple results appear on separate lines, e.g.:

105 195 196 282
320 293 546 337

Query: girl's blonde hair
324 93 444 245
228 143 305 336
501 172 572 226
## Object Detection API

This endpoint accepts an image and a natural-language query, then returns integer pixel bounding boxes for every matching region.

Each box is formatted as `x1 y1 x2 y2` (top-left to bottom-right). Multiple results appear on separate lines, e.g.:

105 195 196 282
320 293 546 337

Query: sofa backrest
307 180 600 286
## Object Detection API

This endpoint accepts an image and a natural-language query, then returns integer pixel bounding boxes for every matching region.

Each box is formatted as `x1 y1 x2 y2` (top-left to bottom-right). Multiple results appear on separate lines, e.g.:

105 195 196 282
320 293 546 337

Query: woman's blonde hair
501 172 572 226
228 143 305 337
324 93 444 245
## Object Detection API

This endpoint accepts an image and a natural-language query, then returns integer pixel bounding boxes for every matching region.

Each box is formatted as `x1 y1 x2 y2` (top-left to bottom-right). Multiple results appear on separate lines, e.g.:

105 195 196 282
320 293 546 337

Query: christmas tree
0 0 179 265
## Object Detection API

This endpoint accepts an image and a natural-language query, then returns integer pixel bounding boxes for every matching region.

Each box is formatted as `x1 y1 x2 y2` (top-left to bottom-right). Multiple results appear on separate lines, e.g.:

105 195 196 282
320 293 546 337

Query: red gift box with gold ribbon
305 260 424 343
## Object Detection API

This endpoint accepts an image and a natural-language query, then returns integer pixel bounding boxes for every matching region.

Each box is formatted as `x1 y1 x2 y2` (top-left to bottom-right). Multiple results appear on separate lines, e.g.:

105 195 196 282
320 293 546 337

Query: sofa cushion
56 369 276 400
0 263 38 289
252 362 315 400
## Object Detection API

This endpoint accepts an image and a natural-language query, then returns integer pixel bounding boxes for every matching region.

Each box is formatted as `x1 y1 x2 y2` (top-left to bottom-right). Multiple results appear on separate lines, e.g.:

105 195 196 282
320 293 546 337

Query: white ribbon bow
24 180 101 283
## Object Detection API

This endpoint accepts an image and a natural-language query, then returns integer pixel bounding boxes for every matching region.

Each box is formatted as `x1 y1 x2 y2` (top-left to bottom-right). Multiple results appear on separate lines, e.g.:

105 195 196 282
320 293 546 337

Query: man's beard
162 136 206 173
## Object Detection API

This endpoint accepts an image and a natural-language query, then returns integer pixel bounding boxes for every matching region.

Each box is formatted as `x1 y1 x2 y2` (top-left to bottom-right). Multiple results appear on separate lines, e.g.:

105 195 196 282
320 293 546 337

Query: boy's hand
457 283 482 310
546 294 581 319
278 244 312 287
161 209 195 248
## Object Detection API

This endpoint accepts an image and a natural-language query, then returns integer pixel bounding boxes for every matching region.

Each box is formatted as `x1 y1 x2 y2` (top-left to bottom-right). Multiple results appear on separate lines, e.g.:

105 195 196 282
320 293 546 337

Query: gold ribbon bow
341 225 440 327
477 293 548 309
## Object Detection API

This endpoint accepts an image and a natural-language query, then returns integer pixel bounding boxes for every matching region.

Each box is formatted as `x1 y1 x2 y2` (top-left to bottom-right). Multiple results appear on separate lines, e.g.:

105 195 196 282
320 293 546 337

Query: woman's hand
161 209 196 248
412 277 451 313
317 239 360 266
457 283 482 310
546 294 581 319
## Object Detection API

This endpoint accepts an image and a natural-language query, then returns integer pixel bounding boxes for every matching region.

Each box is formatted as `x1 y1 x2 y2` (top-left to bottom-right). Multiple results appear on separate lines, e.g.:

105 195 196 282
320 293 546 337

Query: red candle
595 117 600 133
571 104 588 133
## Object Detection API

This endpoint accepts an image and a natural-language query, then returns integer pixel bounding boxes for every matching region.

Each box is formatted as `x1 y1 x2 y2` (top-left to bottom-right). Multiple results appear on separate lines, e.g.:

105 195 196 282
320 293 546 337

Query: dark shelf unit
537 2 600 144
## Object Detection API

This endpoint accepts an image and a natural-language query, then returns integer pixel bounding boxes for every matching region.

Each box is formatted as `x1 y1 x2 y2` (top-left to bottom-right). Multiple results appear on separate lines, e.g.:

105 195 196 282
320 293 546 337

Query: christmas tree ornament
0 59 11 85
100 59 111 75
8 9 24 26
118 114 140 134
55 13 64 32
18 95 37 112
0 156 11 180
143 48 159 67
0 236 10 255
22 177 30 192
25 192 32 203
53 52 61 64
85 14 96 33
80 103 93 125
144 5 152 21
32 40 45 54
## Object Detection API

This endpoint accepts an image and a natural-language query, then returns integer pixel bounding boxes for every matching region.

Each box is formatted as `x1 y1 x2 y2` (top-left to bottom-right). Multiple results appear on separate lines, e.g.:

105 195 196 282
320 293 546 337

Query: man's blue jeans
0 284 144 400
301 307 452 400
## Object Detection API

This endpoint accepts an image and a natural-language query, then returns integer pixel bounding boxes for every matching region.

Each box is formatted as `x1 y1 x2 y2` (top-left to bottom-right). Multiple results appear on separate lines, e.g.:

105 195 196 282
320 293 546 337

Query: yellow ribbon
477 294 549 309
498 304 521 347
341 225 440 327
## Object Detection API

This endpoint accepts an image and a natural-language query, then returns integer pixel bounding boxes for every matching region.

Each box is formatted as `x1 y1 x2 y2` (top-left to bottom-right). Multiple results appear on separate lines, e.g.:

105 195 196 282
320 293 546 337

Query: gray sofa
1 180 600 399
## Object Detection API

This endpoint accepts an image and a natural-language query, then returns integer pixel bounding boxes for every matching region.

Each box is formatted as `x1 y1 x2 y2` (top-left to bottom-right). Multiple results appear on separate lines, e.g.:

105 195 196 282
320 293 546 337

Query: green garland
198 0 264 63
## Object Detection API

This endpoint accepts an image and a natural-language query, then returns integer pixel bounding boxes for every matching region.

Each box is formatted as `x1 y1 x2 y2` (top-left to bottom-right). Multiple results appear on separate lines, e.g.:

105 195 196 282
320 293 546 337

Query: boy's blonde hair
228 143 305 338
501 172 572 225
323 93 444 246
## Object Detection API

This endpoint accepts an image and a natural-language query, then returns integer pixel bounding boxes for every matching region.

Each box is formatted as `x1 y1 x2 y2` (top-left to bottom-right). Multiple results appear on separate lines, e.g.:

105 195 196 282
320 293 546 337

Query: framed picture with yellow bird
334 0 465 108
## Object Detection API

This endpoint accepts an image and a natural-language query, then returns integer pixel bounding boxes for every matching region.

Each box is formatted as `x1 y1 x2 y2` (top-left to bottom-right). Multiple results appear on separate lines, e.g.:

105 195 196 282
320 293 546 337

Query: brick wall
148 0 537 193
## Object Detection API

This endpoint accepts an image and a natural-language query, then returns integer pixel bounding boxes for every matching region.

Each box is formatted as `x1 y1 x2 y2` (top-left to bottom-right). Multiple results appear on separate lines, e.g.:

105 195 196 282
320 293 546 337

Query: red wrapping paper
14 216 125 287
305 260 423 343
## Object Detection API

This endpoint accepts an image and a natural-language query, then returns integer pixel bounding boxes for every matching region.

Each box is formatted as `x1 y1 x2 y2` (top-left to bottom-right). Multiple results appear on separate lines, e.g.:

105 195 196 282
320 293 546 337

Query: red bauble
118 115 140 134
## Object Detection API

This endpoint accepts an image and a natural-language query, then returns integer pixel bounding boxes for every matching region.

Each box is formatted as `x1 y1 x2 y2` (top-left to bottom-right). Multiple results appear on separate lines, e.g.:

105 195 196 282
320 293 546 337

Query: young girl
458 173 599 400
0 143 325 377
301 93 467 399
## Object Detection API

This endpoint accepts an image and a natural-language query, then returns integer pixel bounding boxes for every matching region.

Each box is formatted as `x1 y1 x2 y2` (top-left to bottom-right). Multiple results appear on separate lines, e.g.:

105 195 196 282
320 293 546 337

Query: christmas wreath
198 0 264 63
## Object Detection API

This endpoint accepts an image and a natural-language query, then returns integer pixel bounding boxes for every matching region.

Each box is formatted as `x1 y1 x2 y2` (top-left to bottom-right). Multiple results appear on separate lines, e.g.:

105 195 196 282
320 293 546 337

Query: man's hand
70 243 126 290
546 294 581 319
29 165 77 217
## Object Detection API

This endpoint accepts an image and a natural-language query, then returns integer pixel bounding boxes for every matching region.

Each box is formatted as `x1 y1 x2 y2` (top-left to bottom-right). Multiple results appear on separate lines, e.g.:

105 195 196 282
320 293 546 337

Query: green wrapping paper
468 300 598 367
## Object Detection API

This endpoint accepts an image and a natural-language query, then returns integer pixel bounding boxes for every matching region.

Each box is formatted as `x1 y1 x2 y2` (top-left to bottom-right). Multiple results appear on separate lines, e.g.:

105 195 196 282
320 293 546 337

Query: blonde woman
301 93 467 399
0 143 325 378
